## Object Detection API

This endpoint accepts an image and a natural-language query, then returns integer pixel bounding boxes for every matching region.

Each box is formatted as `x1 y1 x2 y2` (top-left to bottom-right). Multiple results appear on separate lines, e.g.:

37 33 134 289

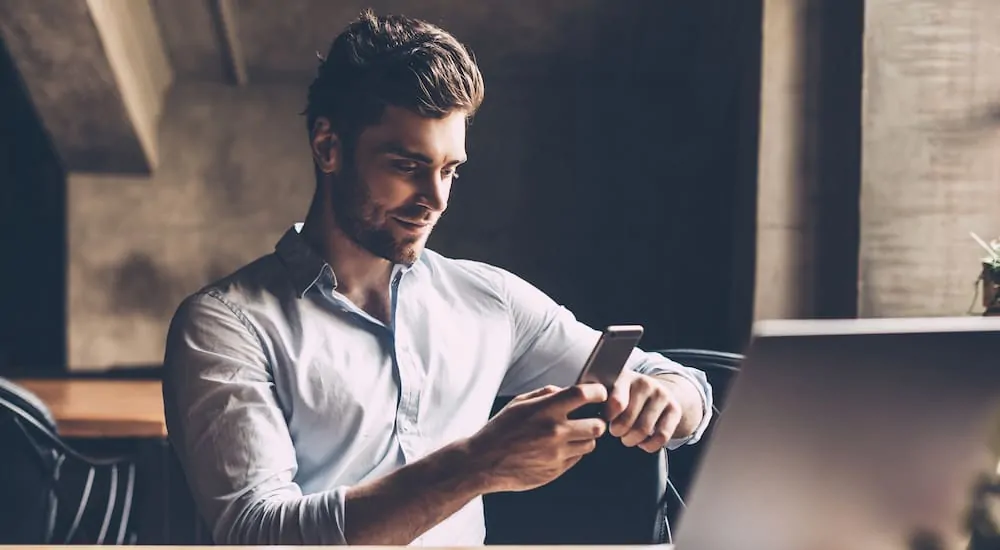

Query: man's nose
416 172 449 212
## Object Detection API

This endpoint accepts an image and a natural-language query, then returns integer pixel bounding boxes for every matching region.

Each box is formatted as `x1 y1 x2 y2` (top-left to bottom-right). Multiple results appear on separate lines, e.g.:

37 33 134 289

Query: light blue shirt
162 224 713 546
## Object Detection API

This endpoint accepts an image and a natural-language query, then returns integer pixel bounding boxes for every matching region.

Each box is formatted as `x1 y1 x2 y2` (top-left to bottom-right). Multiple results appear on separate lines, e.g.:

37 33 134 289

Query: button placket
392 272 423 458
396 334 422 460
395 340 420 434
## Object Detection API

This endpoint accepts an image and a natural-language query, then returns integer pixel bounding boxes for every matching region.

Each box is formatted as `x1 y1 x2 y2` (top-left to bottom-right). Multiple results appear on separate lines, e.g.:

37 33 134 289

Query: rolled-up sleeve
162 292 348 544
496 270 714 448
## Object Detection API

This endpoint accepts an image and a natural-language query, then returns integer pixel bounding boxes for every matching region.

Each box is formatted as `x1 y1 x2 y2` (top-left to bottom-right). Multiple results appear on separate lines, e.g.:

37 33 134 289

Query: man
163 10 713 546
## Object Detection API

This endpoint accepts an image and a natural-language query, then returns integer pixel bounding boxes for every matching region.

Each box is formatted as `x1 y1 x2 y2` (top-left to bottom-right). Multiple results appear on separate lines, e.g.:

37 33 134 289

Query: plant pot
983 263 1000 316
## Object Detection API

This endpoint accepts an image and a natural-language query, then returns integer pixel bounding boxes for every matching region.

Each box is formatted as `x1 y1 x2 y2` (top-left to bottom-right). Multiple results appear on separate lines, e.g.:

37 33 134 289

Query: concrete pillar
754 0 864 321
859 0 1000 317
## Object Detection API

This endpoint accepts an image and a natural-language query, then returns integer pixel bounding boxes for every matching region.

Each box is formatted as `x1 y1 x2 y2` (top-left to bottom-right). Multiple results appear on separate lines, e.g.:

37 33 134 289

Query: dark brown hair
304 10 485 146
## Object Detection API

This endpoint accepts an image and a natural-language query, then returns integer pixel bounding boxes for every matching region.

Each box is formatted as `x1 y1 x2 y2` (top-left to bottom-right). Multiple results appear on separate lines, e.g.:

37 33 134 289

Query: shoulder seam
196 289 275 376
497 267 518 363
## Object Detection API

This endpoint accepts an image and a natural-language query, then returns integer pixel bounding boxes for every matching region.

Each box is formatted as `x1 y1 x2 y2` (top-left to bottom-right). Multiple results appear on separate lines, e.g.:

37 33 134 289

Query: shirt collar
274 223 417 298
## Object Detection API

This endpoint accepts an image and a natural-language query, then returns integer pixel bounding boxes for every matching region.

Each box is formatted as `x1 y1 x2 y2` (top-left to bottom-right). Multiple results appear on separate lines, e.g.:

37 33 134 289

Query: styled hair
304 10 485 146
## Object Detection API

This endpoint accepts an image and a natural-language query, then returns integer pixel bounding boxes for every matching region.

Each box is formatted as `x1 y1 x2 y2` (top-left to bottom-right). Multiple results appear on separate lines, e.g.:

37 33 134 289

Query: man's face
327 105 467 266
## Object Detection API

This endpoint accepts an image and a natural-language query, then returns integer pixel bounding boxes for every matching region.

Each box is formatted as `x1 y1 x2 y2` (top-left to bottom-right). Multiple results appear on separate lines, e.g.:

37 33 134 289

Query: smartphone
570 325 644 419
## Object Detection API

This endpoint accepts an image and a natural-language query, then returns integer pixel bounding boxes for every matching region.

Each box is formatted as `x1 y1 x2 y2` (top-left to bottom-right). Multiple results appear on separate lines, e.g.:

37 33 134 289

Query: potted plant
970 232 1000 316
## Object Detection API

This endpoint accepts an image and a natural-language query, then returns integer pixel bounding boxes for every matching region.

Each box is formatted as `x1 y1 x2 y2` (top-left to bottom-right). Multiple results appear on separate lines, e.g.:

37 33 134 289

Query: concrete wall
68 83 311 369
860 0 1000 317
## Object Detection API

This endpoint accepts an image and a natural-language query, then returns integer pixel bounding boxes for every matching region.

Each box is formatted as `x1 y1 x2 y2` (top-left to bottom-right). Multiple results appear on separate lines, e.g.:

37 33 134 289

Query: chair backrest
655 349 743 528
0 377 138 545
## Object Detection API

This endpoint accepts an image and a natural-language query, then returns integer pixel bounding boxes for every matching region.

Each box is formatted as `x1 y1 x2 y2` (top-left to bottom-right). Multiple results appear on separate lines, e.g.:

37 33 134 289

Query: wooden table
12 378 167 438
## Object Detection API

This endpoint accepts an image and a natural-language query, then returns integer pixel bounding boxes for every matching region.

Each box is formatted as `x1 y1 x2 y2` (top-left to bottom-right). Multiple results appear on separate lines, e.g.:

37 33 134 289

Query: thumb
547 383 608 416
605 378 631 422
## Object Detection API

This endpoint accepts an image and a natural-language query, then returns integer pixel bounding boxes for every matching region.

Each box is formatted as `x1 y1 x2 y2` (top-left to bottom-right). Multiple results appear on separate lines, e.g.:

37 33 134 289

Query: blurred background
0 0 998 375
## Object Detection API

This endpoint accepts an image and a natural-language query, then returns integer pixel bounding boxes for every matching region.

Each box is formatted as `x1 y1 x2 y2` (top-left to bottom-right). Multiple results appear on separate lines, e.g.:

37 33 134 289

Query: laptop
672 316 1000 550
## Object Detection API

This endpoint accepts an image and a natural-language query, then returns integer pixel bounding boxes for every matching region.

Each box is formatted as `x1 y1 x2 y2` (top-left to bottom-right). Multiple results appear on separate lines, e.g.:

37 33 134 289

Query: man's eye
393 161 419 173
443 168 460 180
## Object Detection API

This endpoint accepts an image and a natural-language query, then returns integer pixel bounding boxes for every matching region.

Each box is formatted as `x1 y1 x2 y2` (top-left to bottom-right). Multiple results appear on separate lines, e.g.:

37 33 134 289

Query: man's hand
467 384 608 493
604 371 703 453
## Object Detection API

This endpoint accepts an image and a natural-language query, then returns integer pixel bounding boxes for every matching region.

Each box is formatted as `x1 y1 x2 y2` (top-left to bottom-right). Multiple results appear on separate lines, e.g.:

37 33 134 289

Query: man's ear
311 117 341 174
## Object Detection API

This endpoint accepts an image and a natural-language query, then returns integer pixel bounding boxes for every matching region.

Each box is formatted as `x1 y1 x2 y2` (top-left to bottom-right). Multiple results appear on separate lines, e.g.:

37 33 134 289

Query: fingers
620 395 671 445
638 407 682 453
562 418 607 441
609 381 648 437
513 384 561 404
604 377 631 422
546 383 608 416
566 438 599 458
619 397 661 446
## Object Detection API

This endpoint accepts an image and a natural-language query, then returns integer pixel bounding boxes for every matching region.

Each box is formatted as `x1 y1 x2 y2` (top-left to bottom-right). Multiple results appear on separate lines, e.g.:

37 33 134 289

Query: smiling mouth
393 217 432 231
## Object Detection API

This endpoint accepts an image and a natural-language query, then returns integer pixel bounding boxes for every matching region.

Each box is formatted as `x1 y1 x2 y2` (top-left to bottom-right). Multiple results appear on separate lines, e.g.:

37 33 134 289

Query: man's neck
300 195 394 302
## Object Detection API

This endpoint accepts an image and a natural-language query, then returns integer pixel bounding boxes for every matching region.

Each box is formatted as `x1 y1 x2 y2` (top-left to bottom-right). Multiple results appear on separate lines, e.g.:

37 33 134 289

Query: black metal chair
0 377 139 544
657 348 743 530
483 348 742 544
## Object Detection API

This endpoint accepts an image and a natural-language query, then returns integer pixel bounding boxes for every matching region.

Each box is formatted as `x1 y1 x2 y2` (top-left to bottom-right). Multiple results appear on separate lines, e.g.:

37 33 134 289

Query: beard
328 166 428 266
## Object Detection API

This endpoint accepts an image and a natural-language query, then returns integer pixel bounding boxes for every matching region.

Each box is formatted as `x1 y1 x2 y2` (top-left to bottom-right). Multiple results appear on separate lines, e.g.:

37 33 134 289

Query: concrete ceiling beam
0 0 173 174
